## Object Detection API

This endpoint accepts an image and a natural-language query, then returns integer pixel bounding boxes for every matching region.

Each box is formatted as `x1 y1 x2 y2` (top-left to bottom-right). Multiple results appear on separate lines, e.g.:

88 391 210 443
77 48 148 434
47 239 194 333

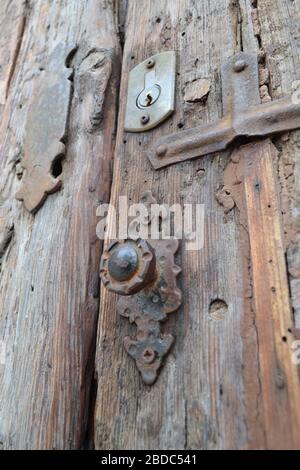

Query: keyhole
146 92 153 106
137 84 161 109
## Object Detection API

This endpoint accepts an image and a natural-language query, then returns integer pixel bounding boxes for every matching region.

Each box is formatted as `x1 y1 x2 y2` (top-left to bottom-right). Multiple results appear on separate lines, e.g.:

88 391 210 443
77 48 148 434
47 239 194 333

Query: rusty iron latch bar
147 52 300 169
100 192 182 385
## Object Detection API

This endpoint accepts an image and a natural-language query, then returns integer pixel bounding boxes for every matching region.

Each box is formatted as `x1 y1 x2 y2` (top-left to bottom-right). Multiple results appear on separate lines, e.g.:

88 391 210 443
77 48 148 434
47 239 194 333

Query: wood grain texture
221 139 300 449
0 0 27 106
243 140 300 449
95 0 259 450
256 0 300 329
0 0 120 449
94 0 300 449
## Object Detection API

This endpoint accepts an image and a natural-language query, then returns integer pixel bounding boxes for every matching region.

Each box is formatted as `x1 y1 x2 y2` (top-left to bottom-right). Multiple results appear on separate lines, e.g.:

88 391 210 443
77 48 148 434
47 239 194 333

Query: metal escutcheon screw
146 58 155 69
140 114 150 125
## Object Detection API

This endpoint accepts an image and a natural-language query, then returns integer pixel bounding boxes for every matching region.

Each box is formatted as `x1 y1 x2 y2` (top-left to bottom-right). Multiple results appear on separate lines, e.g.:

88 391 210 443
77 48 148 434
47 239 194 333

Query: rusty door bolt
148 51 300 169
100 239 156 295
140 114 150 125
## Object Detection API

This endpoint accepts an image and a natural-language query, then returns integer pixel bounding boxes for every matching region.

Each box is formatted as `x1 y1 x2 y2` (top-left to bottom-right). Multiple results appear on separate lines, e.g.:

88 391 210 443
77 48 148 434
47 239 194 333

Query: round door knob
100 239 156 295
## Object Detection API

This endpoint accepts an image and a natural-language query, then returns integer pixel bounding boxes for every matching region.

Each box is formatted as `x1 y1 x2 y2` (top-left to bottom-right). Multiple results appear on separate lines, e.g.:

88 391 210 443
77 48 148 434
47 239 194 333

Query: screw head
233 59 247 73
140 114 150 125
108 244 139 282
156 144 167 157
146 58 155 69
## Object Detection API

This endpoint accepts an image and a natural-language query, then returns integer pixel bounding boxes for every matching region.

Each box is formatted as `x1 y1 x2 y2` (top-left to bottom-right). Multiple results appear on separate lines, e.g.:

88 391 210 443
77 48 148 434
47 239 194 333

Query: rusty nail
146 58 155 69
156 144 167 157
141 114 150 125
143 347 155 364
233 59 247 73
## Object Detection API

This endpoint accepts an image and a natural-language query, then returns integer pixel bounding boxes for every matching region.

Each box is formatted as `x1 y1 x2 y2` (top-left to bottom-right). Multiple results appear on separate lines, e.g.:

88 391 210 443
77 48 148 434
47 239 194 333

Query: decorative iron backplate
100 192 182 385
116 238 181 385
16 43 76 212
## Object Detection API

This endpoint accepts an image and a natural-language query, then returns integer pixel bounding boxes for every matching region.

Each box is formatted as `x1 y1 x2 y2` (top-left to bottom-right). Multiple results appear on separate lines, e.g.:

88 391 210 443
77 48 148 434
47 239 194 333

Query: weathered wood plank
0 0 120 449
256 0 300 329
95 0 300 450
0 0 27 107
244 140 300 449
95 0 262 450
221 139 300 449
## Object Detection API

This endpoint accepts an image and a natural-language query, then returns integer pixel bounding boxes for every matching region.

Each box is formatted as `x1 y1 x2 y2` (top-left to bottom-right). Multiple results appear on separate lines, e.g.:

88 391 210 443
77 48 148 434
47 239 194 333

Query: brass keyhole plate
124 51 176 132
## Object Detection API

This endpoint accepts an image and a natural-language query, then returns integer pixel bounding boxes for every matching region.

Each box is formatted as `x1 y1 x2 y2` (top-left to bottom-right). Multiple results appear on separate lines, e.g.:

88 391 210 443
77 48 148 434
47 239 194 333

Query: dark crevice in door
82 2 128 451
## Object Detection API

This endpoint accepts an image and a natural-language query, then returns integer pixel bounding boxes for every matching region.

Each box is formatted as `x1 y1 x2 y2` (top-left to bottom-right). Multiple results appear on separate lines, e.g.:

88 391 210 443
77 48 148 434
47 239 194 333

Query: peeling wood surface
95 0 300 450
0 0 119 449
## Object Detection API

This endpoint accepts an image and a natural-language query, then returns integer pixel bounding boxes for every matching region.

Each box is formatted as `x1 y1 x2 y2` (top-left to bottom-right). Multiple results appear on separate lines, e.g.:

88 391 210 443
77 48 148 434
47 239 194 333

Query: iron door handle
99 234 182 385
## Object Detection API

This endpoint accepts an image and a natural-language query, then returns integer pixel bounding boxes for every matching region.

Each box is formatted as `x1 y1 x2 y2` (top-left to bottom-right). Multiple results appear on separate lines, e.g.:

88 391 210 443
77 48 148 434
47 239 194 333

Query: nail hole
177 122 184 129
282 336 287 342
51 154 64 178
209 299 228 321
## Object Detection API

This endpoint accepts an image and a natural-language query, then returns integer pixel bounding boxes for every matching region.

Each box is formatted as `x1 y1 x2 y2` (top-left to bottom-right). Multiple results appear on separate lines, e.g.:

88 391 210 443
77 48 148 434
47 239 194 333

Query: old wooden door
0 0 300 450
